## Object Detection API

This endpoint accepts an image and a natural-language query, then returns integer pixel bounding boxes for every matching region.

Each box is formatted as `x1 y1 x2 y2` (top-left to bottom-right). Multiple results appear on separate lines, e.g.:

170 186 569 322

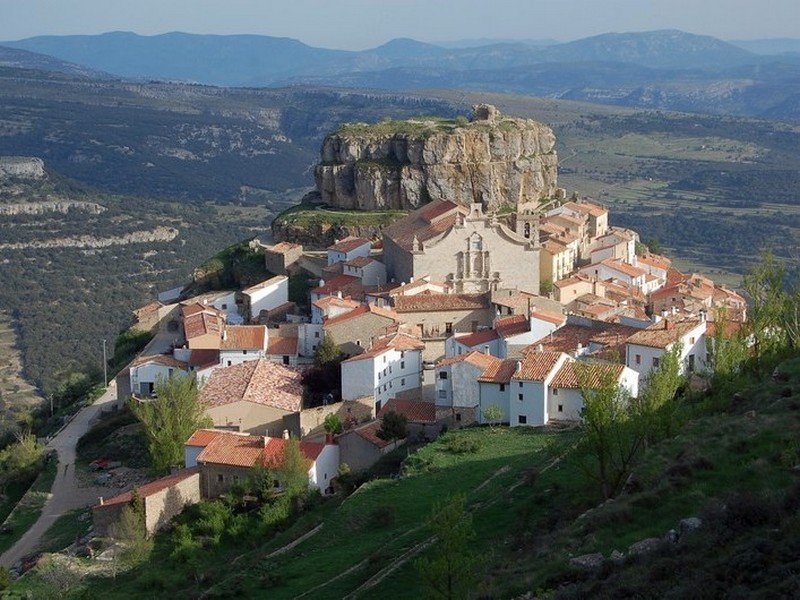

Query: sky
1 0 798 49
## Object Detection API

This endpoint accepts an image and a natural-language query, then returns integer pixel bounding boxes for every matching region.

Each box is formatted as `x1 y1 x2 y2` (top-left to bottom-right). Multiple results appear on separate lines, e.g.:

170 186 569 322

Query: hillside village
97 105 748 534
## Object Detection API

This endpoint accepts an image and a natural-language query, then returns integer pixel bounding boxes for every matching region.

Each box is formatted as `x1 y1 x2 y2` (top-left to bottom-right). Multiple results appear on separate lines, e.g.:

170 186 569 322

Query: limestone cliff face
0 157 46 179
314 105 558 211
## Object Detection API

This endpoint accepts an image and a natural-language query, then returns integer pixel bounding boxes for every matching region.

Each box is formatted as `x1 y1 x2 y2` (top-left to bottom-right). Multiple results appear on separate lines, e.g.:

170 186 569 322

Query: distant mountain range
2 29 800 120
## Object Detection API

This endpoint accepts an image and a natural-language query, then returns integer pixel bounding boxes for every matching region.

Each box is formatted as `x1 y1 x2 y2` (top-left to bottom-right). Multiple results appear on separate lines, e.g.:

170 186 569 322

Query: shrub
445 436 481 454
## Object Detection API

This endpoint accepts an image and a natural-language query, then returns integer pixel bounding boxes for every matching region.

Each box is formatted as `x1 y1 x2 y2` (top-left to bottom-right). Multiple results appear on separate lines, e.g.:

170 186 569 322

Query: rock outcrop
314 104 558 211
0 157 46 179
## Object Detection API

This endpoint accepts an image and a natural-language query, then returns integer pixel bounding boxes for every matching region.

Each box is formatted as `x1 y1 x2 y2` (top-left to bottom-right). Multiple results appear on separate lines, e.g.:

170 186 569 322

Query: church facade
382 200 540 294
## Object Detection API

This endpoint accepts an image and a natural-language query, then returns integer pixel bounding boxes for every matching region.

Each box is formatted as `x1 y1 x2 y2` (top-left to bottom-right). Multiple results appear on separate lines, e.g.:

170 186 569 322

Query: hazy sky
1 0 797 49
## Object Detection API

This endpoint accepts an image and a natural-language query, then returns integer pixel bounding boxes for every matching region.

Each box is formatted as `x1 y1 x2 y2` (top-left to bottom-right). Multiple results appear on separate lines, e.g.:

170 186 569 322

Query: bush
445 436 481 454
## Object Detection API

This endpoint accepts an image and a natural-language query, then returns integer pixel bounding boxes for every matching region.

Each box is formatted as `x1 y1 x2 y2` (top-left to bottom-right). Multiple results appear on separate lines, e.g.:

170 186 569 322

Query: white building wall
299 323 324 357
478 382 511 423
247 276 289 317
548 387 584 421
341 357 378 402
130 362 186 396
219 349 265 368
374 348 423 408
435 365 454 407
310 443 340 493
509 380 547 426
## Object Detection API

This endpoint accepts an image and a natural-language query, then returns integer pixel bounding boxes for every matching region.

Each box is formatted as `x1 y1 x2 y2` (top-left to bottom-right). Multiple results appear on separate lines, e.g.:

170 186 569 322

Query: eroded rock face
314 106 558 211
0 157 46 179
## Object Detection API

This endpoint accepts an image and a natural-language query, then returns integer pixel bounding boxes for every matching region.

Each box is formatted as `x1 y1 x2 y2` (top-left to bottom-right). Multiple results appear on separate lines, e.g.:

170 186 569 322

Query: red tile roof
185 428 248 447
189 349 220 369
600 258 646 279
383 199 468 252
196 433 323 468
342 332 424 363
328 236 371 254
438 350 500 370
563 200 607 218
495 314 529 338
477 359 519 384
550 361 624 389
311 274 363 297
453 328 499 347
534 322 640 355
530 310 566 326
626 319 704 349
267 336 299 356
345 255 376 268
323 303 398 327
514 351 564 381
199 359 304 412
221 325 266 350
352 420 396 448
131 354 186 369
394 292 490 313
93 467 200 509
378 398 436 423
637 253 671 271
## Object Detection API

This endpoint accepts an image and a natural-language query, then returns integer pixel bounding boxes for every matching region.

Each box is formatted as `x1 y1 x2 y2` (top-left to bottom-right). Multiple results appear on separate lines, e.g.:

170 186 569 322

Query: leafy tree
417 493 482 600
0 431 44 485
377 410 408 442
576 362 640 499
314 332 344 367
302 333 345 406
743 251 788 373
638 342 684 445
110 489 153 567
539 278 553 296
277 438 311 497
323 412 343 435
130 373 212 474
482 404 504 429
708 309 749 398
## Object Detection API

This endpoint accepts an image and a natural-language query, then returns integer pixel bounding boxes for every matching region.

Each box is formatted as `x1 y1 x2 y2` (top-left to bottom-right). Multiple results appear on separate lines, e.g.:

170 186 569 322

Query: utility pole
102 338 108 387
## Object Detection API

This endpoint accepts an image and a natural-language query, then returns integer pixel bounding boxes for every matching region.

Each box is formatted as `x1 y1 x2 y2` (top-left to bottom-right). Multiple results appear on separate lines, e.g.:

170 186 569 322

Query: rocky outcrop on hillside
0 226 178 250
0 200 106 215
314 104 558 211
0 157 46 179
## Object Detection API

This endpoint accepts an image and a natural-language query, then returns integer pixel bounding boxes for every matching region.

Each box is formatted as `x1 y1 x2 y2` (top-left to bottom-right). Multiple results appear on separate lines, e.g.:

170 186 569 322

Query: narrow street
0 382 118 569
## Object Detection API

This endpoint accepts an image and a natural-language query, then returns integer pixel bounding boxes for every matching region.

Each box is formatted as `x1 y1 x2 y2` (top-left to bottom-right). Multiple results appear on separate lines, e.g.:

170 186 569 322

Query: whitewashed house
239 275 289 322
327 236 371 266
625 318 708 381
340 332 424 412
548 361 639 421
128 354 188 397
445 328 501 358
436 351 501 425
343 256 387 287
219 325 268 367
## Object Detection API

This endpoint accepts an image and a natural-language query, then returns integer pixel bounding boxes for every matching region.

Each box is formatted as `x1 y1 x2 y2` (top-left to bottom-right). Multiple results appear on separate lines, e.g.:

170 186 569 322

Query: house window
689 337 696 344
558 404 563 412
401 351 405 359
471 320 479 333
635 354 641 365
217 474 224 483
518 393 523 401
243 350 248 355
445 322 453 334
553 388 559 396
518 381 523 388
221 303 227 310
688 354 695 372
273 480 280 488
439 371 448 380
499 383 505 392
227 360 232 367
653 357 660 368
315 331 320 338
283 355 290 365
401 361 405 369
401 378 405 386
518 415 527 424
233 475 239 482
455 413 462 422
383 355 387 363
439 390 447 399
356 339 362 347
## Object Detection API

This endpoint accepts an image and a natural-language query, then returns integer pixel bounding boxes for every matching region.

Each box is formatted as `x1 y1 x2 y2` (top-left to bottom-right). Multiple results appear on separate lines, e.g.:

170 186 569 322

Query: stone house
199 358 305 436
182 303 225 350
336 420 404 473
92 467 201 537
263 241 303 276
323 304 399 357
186 429 339 497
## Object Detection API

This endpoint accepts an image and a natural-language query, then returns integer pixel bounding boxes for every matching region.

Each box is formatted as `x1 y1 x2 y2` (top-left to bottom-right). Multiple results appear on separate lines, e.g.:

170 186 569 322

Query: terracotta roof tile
383 200 467 252
477 359 519 383
342 332 423 363
93 467 200 509
345 255 376 268
530 310 566 326
637 253 672 271
328 236 371 254
185 428 248 447
626 319 704 349
600 258 647 279
196 433 323 468
221 325 266 350
495 314 529 338
378 398 436 423
438 350 500 370
352 420 395 448
550 361 624 389
395 292 490 313
311 274 363 298
563 200 607 218
534 322 640 355
453 329 499 347
514 351 564 381
189 349 220 369
199 359 304 412
267 336 299 356
131 354 187 369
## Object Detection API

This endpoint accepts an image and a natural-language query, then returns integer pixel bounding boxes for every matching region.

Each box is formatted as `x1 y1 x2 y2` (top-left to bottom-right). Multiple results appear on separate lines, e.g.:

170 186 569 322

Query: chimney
282 429 290 440
325 432 336 445
98 496 104 506
665 319 673 331
516 360 522 373
263 435 269 447
537 343 544 352
337 291 342 299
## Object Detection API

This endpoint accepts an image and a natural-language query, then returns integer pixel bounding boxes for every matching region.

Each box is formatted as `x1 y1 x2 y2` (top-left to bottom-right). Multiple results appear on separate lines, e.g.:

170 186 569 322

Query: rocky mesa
314 104 558 211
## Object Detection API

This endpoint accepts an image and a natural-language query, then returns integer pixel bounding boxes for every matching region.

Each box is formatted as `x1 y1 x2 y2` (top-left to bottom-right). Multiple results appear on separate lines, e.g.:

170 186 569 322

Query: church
382 199 540 293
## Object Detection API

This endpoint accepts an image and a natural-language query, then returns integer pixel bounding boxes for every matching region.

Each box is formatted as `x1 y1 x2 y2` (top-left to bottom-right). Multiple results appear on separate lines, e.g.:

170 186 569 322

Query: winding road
0 382 118 569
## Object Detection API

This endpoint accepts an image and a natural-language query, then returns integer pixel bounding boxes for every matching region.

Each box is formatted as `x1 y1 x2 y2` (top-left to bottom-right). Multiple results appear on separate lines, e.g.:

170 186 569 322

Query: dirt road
0 382 118 569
